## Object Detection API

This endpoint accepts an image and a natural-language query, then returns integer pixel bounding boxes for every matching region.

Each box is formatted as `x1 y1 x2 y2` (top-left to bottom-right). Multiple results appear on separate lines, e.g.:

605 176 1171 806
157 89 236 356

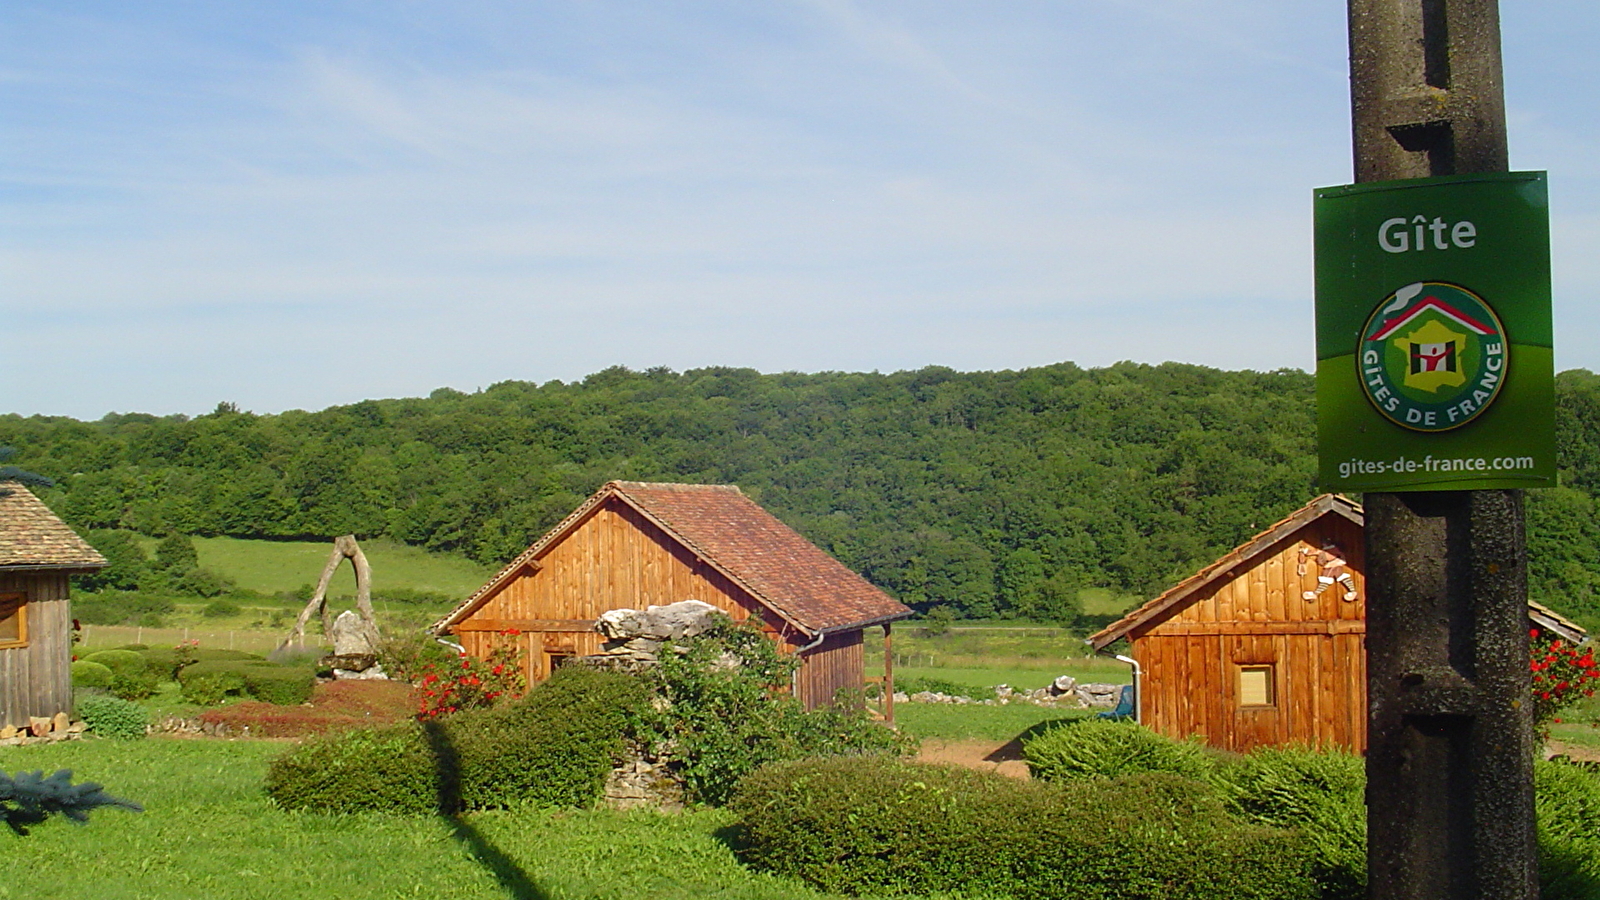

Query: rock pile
0 712 83 745
893 676 1126 709
320 610 387 680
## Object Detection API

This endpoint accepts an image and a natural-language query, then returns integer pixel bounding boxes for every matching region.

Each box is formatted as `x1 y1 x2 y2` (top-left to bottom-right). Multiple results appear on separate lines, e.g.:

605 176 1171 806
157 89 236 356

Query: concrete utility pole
1346 2 1537 899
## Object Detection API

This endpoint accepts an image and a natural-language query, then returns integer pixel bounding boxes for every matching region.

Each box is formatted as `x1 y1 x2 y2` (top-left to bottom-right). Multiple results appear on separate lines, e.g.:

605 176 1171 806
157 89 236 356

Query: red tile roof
0 486 107 571
435 481 911 637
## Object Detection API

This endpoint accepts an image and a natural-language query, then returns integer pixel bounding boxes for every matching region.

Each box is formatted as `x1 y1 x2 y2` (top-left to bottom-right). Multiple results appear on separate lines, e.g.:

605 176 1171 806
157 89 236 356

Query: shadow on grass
423 720 551 900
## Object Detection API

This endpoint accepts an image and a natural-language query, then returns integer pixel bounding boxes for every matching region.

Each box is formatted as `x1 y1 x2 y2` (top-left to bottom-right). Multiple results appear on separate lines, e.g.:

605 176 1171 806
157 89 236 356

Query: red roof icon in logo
1368 295 1496 341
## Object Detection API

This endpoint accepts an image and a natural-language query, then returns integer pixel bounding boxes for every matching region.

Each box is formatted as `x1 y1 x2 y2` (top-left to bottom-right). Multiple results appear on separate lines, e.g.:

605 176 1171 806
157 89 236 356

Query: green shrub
178 661 249 705
896 675 977 697
239 664 315 706
139 644 253 679
637 618 907 806
1023 718 1216 783
81 649 147 678
1214 746 1367 899
730 757 1318 900
201 598 241 618
70 660 114 690
76 695 149 740
108 669 160 701
264 725 441 815
1536 758 1600 900
265 666 649 815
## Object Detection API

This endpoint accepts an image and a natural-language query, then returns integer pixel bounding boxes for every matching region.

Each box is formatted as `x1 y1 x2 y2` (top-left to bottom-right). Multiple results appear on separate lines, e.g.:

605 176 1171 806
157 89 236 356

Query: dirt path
917 737 1031 779
1548 740 1600 763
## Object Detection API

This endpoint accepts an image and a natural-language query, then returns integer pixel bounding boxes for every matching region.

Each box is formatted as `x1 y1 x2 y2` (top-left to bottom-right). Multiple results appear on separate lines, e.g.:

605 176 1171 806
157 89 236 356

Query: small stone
66 721 86 734
52 712 70 733
28 717 51 737
0 724 16 740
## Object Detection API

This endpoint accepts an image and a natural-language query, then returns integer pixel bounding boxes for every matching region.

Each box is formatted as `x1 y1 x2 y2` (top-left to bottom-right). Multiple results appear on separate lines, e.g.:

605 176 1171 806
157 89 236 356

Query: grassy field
139 535 494 598
868 625 1131 694
0 738 983 900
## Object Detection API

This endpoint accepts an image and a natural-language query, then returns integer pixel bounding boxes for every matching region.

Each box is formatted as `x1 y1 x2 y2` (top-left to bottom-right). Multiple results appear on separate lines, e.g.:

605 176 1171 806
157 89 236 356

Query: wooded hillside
6 362 1600 629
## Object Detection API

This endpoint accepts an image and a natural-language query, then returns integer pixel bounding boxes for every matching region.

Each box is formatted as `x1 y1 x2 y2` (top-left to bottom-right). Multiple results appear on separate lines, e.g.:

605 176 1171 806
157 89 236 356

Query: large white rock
595 600 723 642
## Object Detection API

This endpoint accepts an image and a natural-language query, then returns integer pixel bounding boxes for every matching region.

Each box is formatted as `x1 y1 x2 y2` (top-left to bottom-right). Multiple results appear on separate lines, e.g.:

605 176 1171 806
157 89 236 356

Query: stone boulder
593 600 724 661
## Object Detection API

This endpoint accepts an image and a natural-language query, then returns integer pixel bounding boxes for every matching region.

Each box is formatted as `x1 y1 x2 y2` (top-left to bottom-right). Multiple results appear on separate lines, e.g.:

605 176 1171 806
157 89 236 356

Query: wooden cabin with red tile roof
1087 494 1586 754
0 486 106 730
431 481 913 711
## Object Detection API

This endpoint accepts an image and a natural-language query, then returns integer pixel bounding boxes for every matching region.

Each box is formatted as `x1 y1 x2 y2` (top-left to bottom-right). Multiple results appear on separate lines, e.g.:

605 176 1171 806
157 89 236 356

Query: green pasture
138 535 493 599
868 624 1132 693
0 738 978 900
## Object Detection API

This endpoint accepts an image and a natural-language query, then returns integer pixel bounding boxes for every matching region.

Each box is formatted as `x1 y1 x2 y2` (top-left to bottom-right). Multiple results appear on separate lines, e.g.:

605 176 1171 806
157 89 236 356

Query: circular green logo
1357 281 1507 432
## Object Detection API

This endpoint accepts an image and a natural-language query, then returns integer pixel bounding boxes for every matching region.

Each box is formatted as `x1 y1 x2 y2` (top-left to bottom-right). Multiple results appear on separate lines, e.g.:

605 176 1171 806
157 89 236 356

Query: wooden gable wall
454 497 796 684
1131 513 1367 753
0 570 73 729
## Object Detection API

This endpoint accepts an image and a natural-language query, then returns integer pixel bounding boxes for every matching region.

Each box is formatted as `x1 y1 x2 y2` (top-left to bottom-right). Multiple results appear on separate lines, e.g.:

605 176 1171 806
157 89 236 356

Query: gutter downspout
1086 640 1141 725
1112 653 1142 725
791 629 829 700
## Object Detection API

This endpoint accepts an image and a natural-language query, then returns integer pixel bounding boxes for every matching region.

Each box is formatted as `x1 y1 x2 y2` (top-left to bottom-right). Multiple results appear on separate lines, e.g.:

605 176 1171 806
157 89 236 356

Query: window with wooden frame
1238 664 1275 707
0 593 26 649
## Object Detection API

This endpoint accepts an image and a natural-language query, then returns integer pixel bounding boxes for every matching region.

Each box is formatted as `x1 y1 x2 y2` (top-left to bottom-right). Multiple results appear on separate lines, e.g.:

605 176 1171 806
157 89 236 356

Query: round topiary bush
1022 718 1217 784
71 660 115 689
76 694 149 740
82 649 148 678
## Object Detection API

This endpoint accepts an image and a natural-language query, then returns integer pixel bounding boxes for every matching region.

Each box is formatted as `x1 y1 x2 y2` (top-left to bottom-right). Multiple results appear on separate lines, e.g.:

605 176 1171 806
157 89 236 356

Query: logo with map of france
1357 282 1508 432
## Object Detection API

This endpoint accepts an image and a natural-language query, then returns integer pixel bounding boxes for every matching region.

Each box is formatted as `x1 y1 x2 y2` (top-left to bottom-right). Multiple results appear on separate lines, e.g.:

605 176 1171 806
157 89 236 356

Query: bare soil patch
917 737 1031 779
199 679 418 738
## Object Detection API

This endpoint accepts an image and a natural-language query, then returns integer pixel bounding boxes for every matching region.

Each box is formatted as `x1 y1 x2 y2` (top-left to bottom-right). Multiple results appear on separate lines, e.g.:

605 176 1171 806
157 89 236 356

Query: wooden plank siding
795 631 864 710
1133 515 1368 753
450 496 876 707
0 571 73 729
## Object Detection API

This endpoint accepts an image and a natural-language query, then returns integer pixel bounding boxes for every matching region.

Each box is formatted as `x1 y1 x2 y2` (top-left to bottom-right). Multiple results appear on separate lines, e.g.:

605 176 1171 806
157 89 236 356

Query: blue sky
5 1 1598 419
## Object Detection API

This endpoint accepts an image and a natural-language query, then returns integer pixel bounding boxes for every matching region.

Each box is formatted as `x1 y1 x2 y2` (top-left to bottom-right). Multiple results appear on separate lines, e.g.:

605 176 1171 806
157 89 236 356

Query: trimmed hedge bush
1535 759 1600 900
141 646 260 680
1214 746 1367 899
265 666 649 814
70 660 114 689
177 661 249 705
1022 718 1215 783
730 756 1318 900
82 649 147 678
239 664 315 706
76 695 149 740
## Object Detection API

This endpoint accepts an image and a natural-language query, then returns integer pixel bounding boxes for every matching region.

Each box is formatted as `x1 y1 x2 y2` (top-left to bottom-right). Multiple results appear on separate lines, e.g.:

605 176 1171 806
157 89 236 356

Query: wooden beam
1145 621 1367 638
454 618 597 633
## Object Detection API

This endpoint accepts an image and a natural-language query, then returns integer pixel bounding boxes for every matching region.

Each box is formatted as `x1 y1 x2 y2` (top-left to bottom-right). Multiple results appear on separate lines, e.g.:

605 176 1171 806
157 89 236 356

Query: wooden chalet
432 481 913 711
1088 494 1586 754
0 486 105 729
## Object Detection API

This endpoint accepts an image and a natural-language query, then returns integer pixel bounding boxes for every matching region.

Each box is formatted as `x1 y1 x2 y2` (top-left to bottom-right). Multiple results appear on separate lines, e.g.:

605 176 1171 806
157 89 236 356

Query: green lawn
139 535 494 599
0 737 992 900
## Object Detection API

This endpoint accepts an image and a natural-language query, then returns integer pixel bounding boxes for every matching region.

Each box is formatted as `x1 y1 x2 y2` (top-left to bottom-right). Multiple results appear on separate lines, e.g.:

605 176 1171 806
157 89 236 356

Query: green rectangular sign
1314 172 1555 492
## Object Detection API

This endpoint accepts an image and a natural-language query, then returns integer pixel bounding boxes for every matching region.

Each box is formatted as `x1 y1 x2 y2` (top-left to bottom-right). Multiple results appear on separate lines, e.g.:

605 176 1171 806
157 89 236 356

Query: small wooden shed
432 481 913 710
1088 494 1586 754
0 486 106 729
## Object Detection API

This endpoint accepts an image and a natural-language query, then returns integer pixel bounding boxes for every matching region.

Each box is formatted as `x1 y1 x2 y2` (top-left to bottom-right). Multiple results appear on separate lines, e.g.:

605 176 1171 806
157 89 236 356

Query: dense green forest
7 362 1600 630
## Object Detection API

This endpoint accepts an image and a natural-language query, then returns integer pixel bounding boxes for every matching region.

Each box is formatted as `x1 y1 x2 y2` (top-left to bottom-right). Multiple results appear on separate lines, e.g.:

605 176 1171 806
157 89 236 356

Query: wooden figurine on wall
1298 540 1357 602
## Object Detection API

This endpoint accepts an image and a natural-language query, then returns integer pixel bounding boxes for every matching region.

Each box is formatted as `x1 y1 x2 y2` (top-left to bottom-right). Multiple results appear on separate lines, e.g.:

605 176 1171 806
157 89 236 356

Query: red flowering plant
415 630 526 720
1530 628 1600 737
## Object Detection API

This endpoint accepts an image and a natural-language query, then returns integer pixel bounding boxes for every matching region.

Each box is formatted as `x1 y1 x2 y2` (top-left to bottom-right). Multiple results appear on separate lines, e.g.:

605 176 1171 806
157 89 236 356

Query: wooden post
1347 2 1537 898
882 623 894 725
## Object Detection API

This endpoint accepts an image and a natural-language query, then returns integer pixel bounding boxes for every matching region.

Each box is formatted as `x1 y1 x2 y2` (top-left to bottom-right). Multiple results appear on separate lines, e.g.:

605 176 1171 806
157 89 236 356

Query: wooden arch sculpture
278 534 380 653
